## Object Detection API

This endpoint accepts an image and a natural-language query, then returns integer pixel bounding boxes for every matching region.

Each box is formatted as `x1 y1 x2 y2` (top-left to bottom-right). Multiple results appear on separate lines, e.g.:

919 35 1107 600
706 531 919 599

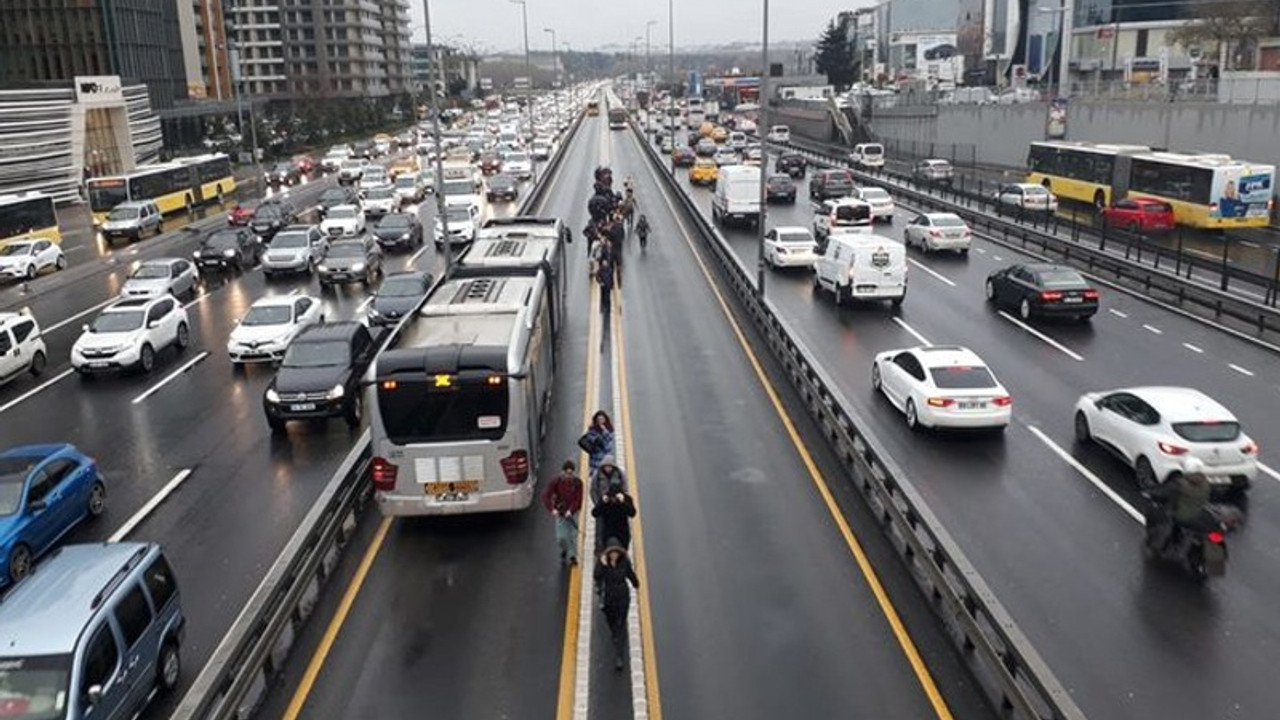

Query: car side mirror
28 499 46 512
147 320 160 329
82 324 90 332
1094 399 1105 411
86 684 103 705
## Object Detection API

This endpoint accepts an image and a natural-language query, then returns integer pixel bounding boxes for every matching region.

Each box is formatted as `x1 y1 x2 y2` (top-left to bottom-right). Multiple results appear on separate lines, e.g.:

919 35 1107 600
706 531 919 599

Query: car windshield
203 233 240 250
395 177 416 188
273 164 291 173
254 206 283 220
364 170 387 181
380 276 425 297
340 160 362 169
445 206 472 222
861 188 891 201
507 153 529 163
90 310 144 333
930 215 966 227
490 176 513 188
767 177 793 188
1172 421 1241 443
1036 269 1086 288
242 305 292 326
366 187 394 199
328 208 357 220
0 244 33 257
378 215 412 229
0 652 72 716
442 180 472 196
861 145 884 156
1024 186 1050 196
776 232 812 245
930 365 998 389
320 189 349 203
107 206 140 221
283 340 348 368
131 264 170 280
327 243 365 258
272 233 310 249
1140 201 1174 213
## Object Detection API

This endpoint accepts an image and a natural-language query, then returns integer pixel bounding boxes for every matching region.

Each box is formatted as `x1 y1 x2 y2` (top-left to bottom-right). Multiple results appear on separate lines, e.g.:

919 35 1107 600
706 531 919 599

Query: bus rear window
378 376 509 444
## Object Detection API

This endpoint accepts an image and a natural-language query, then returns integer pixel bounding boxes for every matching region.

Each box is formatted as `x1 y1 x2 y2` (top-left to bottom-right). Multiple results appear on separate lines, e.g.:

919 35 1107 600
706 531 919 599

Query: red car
292 155 316 175
227 201 257 226
1101 198 1176 234
479 153 503 176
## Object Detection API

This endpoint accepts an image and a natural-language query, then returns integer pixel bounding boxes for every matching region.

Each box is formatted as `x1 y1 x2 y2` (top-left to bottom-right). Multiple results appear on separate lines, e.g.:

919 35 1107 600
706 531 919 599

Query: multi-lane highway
0 149 535 718
258 113 997 720
651 128 1280 719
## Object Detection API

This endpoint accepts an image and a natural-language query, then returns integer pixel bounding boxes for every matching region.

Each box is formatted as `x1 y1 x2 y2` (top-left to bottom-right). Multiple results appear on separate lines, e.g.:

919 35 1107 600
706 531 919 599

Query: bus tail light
371 457 398 491
500 450 530 485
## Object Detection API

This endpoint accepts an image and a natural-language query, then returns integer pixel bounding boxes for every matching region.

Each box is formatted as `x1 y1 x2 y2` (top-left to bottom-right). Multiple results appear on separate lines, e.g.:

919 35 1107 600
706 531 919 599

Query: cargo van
850 143 886 169
711 165 762 227
813 233 907 307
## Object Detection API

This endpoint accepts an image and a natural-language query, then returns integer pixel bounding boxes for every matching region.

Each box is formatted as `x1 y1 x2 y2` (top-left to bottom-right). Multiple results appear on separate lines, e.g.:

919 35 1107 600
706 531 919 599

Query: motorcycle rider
1146 457 1213 553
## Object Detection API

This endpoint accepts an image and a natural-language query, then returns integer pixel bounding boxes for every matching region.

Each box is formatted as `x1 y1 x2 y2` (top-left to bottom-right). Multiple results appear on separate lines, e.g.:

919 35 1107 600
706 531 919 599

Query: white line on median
1183 342 1204 354
45 297 117 333
108 468 194 542
996 310 1085 361
1142 324 1163 335
892 317 933 346
1108 308 1128 318
357 296 374 313
131 351 210 405
1027 426 1145 524
906 258 956 287
1259 463 1280 484
183 291 213 310
0 368 74 415
408 243 429 266
1228 363 1255 377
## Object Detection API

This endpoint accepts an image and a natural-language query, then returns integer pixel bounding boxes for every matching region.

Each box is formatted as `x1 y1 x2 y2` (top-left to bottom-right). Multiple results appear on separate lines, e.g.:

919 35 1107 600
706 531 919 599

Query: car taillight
1040 291 1063 302
1242 441 1259 455
1157 441 1188 456
929 229 942 237
371 457 398 491
926 397 955 407
1083 289 1100 300
500 450 530 484
1207 530 1225 544
993 396 1013 407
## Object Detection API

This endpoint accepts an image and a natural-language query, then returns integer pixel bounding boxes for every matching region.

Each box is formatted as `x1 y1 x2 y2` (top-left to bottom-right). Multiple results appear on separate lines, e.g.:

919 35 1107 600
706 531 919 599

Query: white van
813 233 907 307
812 197 873 240
766 125 792 143
711 165 762 227
727 131 748 150
850 143 886 169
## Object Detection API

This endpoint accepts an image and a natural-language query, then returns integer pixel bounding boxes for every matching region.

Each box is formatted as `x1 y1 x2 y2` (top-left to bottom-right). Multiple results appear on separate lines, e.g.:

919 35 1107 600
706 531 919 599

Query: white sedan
227 294 324 365
120 258 199 298
320 205 366 239
0 239 64 281
872 346 1012 430
903 212 972 254
853 186 896 223
1073 386 1257 493
763 226 818 269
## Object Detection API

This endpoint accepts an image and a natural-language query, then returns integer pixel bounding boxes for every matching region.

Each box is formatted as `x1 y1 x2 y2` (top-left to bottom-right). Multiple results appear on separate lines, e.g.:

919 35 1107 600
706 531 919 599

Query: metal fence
879 137 978 166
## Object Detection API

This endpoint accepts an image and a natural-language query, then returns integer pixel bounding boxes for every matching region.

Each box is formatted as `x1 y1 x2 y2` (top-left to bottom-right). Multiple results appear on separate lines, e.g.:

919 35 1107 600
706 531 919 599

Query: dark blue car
0 443 106 584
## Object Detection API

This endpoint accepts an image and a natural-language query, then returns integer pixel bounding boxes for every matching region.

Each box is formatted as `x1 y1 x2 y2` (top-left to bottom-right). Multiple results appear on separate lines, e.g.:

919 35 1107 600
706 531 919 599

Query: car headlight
400 233 411 241
351 262 365 272
317 264 328 272
367 306 382 318
266 388 280 403
223 248 237 257
327 383 345 399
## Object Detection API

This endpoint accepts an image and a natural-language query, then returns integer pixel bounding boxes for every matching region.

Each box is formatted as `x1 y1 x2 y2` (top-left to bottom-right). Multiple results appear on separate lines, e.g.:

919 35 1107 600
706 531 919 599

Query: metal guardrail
170 107 588 720
780 138 1280 338
630 118 1088 720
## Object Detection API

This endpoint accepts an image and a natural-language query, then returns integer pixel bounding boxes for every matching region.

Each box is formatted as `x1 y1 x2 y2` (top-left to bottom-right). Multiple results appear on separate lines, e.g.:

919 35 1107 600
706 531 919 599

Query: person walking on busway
589 231 611 281
590 454 628 507
578 410 615 475
597 253 615 315
606 213 625 289
594 538 640 671
542 460 584 566
592 485 636 550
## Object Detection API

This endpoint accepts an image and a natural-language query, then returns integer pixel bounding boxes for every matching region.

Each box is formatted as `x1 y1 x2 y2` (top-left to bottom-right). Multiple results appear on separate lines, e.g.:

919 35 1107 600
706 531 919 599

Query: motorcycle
1142 499 1229 581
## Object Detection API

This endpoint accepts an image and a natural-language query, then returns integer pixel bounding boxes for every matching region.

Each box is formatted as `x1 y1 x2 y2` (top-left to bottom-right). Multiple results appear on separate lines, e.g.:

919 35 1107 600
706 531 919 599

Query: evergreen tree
814 19 855 90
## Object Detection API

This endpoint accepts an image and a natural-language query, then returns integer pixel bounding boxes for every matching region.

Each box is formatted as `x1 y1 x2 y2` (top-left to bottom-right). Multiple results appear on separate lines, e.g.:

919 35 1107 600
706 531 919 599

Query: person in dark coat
590 454 628 506
597 255 614 314
594 538 639 671
579 410 615 474
592 488 636 550
541 460 584 565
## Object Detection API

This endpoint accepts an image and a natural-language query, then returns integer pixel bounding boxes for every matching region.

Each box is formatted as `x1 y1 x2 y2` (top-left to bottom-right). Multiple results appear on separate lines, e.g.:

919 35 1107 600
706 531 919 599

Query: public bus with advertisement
0 192 60 248
1026 141 1275 230
87 153 236 225
368 264 558 517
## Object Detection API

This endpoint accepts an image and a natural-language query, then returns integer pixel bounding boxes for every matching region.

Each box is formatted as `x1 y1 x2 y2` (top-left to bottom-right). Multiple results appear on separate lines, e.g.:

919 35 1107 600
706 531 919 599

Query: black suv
318 186 360 218
809 169 855 200
263 322 375 433
372 213 423 251
775 152 808 178
249 200 297 240
193 227 262 272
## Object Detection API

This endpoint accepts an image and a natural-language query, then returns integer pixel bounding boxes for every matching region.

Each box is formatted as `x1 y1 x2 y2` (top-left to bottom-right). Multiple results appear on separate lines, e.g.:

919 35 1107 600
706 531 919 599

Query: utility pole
756 0 770 295
510 0 535 181
646 20 656 136
668 0 676 174
544 28 560 134
421 0 452 277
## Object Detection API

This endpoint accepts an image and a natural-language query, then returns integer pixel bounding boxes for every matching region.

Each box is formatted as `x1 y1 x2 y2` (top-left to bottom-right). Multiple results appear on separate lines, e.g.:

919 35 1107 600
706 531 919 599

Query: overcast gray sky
409 0 874 54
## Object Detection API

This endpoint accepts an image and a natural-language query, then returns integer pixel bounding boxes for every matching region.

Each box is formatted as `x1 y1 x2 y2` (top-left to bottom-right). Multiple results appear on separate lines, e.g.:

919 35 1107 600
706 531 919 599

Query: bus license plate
426 481 480 496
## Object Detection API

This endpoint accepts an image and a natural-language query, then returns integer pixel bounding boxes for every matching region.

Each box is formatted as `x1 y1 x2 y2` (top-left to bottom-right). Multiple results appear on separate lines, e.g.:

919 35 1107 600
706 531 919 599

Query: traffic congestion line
892 317 933 347
1025 426 1145 524
645 136 957 720
905 258 956 287
130 350 210 405
107 468 195 542
995 310 1085 362
0 367 74 416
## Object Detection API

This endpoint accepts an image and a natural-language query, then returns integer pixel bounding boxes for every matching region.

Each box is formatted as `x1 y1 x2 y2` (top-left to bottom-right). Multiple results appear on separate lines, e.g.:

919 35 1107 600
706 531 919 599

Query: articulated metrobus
1027 141 1276 230
0 192 60 248
467 216 570 333
369 264 558 516
608 106 628 130
86 153 236 225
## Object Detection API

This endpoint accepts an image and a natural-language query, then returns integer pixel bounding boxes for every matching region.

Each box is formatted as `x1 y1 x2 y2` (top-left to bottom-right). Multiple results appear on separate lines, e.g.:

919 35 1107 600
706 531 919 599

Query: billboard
891 32 964 84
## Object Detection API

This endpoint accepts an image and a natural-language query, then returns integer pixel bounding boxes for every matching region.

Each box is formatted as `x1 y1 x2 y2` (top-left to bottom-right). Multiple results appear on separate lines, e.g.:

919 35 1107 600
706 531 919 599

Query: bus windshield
88 182 130 213
378 376 509 444
0 196 58 242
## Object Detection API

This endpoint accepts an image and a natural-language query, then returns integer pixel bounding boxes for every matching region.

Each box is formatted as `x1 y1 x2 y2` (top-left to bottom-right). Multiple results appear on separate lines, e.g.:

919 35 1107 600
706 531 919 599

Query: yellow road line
636 132 955 720
280 515 393 720
613 296 664 719
556 279 602 719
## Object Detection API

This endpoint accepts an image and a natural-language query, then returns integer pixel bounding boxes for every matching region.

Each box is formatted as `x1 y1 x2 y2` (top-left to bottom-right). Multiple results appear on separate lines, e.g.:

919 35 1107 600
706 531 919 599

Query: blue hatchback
0 443 106 584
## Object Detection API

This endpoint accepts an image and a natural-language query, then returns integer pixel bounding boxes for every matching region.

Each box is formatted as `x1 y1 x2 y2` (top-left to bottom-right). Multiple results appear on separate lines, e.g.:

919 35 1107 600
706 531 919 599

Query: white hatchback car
853 186 895 223
903 212 972 254
0 311 46 385
227 294 324 365
872 346 1012 430
320 205 366 239
763 226 818 269
1073 386 1257 493
120 258 198 299
996 183 1058 213
72 296 190 375
0 239 64 281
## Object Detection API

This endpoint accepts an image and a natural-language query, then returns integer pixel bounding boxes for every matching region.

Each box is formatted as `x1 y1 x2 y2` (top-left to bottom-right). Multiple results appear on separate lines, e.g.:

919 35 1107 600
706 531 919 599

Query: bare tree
1167 0 1277 70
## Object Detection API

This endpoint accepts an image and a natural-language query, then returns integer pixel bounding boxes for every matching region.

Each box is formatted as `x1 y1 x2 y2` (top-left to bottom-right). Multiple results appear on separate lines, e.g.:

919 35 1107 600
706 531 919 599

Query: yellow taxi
389 156 419 179
689 158 719 186
699 121 716 138
710 126 729 143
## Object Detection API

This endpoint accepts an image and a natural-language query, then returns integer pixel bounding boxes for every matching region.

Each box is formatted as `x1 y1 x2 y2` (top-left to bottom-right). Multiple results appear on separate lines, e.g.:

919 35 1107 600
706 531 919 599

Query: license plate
1206 475 1231 485
88 361 109 369
290 403 316 412
958 401 985 410
1063 297 1083 303
426 480 480 496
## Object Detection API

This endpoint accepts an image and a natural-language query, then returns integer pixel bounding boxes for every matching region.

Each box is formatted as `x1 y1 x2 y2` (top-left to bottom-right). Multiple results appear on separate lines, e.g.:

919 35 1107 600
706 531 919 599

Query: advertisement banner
1213 169 1273 219
1046 97 1068 139
73 75 124 106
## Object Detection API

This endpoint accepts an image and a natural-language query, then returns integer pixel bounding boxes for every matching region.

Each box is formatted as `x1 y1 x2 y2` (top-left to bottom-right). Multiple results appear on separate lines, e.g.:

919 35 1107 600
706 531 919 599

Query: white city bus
369 266 557 515
465 216 570 332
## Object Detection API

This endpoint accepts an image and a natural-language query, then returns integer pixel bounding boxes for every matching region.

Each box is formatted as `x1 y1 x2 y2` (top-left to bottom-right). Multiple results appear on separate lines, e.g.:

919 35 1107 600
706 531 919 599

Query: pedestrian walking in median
597 254 615 315
590 454 628 507
542 460 584 566
578 410 615 475
592 487 636 550
594 538 640 671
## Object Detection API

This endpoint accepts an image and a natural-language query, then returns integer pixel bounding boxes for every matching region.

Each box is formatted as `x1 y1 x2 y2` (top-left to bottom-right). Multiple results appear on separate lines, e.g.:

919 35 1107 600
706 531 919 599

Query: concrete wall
868 102 1280 171
772 102 837 144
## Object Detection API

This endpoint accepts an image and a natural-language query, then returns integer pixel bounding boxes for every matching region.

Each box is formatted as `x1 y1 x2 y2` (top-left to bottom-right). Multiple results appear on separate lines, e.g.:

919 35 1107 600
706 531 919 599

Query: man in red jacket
542 460 584 566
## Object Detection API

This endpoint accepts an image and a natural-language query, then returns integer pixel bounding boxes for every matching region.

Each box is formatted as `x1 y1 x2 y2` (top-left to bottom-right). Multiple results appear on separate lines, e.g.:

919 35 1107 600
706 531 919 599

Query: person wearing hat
593 537 639 671
1147 457 1213 552
578 410 615 475
592 484 636 550
542 460 584 566
590 454 628 507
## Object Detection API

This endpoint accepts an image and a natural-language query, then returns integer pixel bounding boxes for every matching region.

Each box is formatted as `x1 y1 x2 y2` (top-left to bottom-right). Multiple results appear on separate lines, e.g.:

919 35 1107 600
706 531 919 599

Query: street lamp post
668 0 676 174
510 0 535 180
1040 0 1075 98
645 19 657 136
544 28 560 131
756 0 770 295
421 0 453 277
